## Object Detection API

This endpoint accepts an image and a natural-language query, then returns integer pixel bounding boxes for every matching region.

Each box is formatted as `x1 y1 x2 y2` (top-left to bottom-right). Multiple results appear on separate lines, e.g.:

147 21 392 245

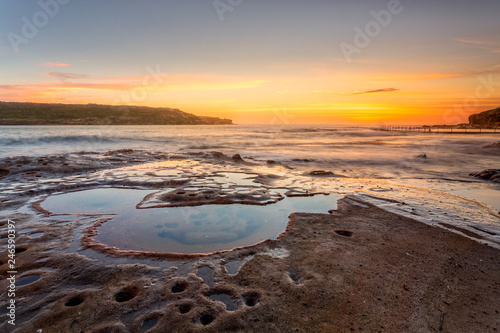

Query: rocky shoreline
1 151 499 332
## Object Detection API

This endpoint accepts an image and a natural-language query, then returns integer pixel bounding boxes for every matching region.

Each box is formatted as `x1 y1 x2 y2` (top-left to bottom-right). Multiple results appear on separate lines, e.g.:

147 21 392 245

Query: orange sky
1 1 499 124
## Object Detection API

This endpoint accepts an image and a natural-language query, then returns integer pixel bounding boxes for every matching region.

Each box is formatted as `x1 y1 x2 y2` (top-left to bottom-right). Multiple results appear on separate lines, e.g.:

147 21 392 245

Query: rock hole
179 304 191 314
199 312 215 326
65 296 84 307
287 267 303 285
15 274 40 286
114 291 133 302
243 291 260 307
335 230 353 237
140 317 158 331
114 287 137 302
171 280 188 293
15 248 27 253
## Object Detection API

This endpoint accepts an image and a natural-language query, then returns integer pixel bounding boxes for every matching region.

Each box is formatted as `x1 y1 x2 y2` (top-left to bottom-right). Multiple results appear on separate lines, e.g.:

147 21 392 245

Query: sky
1 0 499 125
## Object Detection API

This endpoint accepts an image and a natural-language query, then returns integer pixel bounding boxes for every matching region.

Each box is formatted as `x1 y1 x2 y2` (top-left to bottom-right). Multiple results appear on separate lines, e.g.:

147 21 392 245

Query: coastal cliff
0 101 232 125
469 107 500 126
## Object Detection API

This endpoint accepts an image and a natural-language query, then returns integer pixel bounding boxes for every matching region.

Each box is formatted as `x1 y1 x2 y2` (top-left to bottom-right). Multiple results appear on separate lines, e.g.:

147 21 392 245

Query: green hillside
0 102 232 125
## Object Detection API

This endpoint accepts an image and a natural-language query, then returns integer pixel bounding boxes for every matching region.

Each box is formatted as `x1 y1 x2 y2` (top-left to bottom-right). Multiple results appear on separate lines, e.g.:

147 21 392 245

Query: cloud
44 72 89 80
353 88 399 95
454 38 489 45
40 62 72 68
454 38 500 53
0 72 270 102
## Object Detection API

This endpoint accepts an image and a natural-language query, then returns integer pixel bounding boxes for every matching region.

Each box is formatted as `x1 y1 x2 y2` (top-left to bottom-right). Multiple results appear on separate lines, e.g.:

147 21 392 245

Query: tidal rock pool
42 188 342 254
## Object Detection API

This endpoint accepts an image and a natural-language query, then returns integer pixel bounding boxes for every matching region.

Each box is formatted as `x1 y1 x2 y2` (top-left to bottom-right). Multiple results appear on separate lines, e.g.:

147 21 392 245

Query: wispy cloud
40 62 72 68
454 38 490 45
353 88 399 95
453 38 500 53
44 72 89 80
0 72 273 103
372 66 500 82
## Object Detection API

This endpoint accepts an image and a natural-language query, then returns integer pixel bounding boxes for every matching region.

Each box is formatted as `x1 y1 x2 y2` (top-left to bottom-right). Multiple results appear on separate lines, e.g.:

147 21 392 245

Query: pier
379 125 499 134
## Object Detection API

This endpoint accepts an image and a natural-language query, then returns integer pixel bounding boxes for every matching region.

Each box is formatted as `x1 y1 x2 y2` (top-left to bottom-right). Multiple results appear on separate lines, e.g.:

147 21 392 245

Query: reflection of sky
1 1 499 124
42 188 340 253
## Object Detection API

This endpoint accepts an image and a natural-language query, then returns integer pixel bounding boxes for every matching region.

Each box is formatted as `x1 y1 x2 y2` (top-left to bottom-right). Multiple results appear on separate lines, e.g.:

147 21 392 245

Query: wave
0 134 180 147
185 145 227 150
280 128 325 133
1 135 119 146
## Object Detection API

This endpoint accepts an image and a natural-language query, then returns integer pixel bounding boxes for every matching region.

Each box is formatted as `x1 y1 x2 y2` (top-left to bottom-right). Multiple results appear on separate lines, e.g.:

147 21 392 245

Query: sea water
41 188 342 254
0 125 498 181
1 125 499 248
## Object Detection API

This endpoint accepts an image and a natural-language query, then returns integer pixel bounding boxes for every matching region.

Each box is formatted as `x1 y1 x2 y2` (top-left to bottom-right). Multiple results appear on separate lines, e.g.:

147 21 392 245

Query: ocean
1 125 499 246
0 124 499 180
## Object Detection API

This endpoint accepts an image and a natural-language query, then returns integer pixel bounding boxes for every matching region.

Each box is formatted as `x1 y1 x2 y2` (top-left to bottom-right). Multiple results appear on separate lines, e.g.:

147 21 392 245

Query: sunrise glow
1 1 499 124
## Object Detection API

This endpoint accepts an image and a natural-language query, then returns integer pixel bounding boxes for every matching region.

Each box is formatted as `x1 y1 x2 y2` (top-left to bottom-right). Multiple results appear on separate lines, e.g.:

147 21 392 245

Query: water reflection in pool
42 188 341 254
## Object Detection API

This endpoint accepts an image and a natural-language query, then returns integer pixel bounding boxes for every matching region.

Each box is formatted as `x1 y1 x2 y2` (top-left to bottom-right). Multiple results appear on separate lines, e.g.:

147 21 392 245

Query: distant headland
469 106 500 127
380 106 500 133
0 101 232 125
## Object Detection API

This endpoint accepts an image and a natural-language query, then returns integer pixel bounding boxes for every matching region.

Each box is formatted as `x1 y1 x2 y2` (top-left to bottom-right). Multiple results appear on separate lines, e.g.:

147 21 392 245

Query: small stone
232 154 243 161
309 170 334 176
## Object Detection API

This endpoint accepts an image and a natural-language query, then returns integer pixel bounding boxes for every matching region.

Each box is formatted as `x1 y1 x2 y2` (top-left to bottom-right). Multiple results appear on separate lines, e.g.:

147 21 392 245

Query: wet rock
106 149 134 155
253 174 282 185
285 190 313 197
0 167 9 177
140 317 158 331
196 266 215 287
482 141 500 149
335 230 354 237
469 169 500 183
266 160 294 169
309 170 334 176
232 154 244 162
416 153 427 158
212 152 228 160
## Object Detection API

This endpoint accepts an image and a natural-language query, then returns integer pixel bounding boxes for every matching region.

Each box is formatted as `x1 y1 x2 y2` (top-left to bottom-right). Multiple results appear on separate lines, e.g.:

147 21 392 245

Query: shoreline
0 150 499 332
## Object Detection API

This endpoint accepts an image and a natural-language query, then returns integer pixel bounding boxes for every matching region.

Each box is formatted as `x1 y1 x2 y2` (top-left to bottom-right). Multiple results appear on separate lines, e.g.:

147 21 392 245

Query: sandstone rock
469 107 500 126
309 170 334 176
469 169 500 182
483 141 500 149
